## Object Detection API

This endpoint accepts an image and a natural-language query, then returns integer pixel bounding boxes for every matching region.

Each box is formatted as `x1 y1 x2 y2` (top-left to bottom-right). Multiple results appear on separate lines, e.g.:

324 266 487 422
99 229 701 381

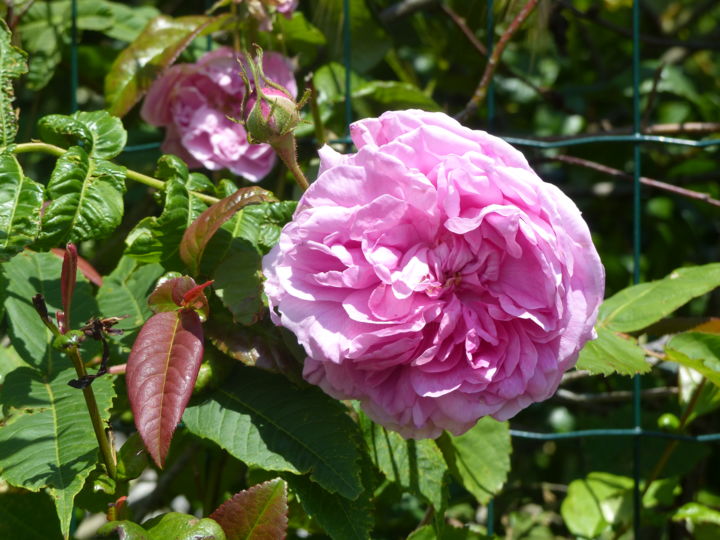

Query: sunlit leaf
0 152 43 261
127 309 204 467
105 14 228 117
96 257 164 345
125 156 208 270
38 110 128 159
437 417 511 506
3 251 97 370
360 414 447 509
36 146 126 248
0 362 115 537
0 19 27 148
577 327 650 376
599 264 720 333
210 479 288 540
666 332 720 389
183 365 364 499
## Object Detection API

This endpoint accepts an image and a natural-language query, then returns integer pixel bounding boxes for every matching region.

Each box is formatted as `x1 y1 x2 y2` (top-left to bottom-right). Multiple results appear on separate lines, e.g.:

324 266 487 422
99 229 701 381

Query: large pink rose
141 47 297 182
263 110 605 438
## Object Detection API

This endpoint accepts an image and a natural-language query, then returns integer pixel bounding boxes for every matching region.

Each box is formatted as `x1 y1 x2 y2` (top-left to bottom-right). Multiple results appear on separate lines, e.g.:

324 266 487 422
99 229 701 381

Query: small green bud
657 413 681 432
245 87 300 144
52 329 85 350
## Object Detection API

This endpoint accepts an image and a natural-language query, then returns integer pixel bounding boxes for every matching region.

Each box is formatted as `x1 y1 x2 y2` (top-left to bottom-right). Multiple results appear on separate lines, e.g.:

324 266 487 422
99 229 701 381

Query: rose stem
13 142 220 204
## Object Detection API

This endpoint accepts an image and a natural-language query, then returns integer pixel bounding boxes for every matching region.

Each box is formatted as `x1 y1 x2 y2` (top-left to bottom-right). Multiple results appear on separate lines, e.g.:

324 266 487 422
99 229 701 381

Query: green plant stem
13 142 220 205
640 378 706 497
66 345 117 481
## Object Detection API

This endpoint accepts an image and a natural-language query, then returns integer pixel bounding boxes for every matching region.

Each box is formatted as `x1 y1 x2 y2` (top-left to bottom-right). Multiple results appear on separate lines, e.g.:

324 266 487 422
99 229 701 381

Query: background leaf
0 19 27 148
210 478 288 540
104 14 227 117
437 418 511 505
0 152 44 261
127 309 204 467
183 365 364 499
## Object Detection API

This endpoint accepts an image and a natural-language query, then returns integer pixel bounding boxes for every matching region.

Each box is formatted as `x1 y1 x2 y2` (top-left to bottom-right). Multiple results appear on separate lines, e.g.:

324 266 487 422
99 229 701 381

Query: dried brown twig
456 0 540 122
553 154 720 208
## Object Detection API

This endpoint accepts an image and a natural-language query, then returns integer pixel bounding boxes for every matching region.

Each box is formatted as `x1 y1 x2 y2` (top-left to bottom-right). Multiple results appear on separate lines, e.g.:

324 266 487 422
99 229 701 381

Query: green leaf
183 365 364 500
36 146 126 248
311 0 390 73
105 14 228 117
673 502 720 526
212 245 265 325
179 187 276 275
210 479 288 540
276 12 326 65
0 152 44 261
19 1 114 90
560 473 633 538
96 256 164 345
286 474 373 540
0 363 116 537
576 326 650 375
666 332 720 389
125 157 208 270
599 263 720 333
38 110 128 159
100 513 226 540
98 520 151 540
143 513 226 540
101 4 160 42
360 414 447 509
407 524 492 540
3 251 98 370
0 491 63 540
437 418 511 505
354 80 441 111
0 19 27 148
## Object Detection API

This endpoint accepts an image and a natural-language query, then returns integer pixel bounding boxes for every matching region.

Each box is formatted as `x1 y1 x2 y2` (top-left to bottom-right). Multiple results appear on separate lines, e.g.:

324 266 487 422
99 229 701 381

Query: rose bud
245 86 301 145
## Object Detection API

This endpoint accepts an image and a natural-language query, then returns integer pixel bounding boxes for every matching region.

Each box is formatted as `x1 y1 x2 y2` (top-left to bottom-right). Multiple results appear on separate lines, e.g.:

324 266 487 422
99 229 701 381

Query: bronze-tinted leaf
210 478 288 540
180 187 275 276
126 309 204 467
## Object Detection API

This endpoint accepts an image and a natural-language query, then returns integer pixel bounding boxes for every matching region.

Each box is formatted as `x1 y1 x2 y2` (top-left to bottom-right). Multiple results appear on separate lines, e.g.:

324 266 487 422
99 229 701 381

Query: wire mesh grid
66 0 720 537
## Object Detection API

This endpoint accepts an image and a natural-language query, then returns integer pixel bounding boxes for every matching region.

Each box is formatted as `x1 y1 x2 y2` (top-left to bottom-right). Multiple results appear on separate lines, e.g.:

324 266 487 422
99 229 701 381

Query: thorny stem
14 142 220 205
66 345 118 480
456 0 539 122
552 153 720 208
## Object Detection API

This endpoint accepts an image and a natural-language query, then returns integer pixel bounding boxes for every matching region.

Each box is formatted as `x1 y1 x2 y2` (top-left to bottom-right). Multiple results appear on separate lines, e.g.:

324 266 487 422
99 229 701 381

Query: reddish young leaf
127 310 204 467
51 247 103 286
210 478 288 540
60 243 78 326
148 276 210 321
181 280 213 311
180 187 275 275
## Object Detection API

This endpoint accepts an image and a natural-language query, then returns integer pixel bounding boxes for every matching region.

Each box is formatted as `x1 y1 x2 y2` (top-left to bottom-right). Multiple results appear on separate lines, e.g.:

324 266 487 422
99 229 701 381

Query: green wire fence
65 0 720 537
